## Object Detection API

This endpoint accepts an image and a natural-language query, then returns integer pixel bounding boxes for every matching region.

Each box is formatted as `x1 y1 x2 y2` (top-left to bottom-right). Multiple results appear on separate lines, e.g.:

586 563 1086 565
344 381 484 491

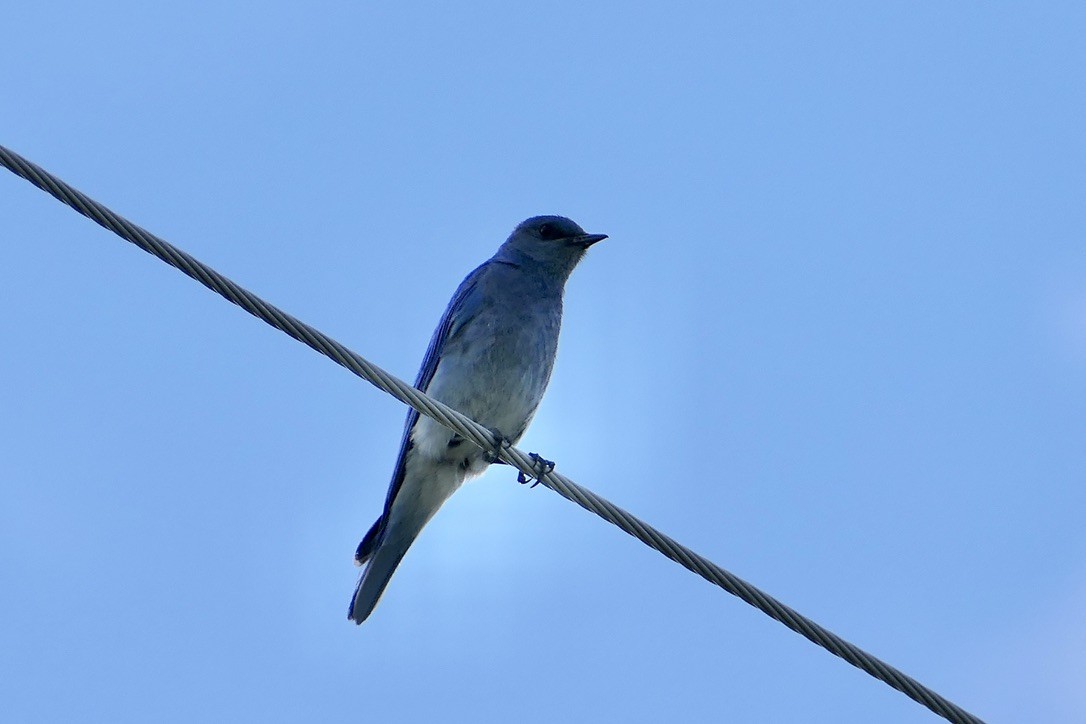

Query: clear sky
2 3 1084 722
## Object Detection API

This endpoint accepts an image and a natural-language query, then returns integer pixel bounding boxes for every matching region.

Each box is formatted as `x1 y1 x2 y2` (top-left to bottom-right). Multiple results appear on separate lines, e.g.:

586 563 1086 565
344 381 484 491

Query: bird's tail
348 533 413 624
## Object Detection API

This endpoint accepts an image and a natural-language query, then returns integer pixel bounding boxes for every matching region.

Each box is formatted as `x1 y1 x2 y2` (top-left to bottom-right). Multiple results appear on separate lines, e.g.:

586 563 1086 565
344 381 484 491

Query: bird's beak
574 233 608 248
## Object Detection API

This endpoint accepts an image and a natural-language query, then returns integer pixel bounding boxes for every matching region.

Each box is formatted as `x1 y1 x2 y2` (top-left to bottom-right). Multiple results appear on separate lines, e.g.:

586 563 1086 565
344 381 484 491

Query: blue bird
349 215 606 624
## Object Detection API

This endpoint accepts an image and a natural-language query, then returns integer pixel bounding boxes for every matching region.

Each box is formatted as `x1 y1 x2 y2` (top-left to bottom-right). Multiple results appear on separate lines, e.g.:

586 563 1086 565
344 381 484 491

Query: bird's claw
483 429 512 464
517 453 555 488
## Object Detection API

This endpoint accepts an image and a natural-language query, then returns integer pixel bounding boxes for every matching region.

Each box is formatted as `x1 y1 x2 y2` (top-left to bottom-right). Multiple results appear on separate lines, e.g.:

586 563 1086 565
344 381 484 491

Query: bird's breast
416 299 560 458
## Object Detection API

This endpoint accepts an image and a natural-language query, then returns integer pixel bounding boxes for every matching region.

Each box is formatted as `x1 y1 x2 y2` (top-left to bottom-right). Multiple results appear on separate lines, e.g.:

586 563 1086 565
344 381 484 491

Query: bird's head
498 215 607 279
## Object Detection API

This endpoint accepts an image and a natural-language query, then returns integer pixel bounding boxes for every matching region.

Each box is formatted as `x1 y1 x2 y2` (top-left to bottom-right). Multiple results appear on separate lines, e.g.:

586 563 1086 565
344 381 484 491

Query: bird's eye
539 223 568 241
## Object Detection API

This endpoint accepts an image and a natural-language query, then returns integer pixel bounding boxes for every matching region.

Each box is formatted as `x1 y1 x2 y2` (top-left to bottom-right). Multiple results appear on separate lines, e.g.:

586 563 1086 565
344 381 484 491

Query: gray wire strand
1 143 984 724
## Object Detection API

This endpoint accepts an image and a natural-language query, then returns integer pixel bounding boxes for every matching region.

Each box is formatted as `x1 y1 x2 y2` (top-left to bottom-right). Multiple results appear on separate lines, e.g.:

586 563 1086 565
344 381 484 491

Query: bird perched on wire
348 215 607 624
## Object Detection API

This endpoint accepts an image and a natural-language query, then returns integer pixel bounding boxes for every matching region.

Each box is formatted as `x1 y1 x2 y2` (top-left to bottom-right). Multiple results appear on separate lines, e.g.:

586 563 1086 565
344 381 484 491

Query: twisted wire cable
1 143 984 724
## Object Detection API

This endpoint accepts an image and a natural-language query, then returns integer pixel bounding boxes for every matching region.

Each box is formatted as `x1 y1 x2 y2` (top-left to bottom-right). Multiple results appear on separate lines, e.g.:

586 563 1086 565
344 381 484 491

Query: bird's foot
517 453 555 488
482 429 512 464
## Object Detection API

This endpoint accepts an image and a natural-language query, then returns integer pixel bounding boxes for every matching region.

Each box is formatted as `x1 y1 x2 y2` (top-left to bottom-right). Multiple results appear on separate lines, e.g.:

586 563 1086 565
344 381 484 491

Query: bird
348 215 607 624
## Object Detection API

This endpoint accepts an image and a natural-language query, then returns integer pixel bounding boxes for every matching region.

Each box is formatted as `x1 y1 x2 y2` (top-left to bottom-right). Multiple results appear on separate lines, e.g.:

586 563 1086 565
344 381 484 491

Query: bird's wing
372 260 499 529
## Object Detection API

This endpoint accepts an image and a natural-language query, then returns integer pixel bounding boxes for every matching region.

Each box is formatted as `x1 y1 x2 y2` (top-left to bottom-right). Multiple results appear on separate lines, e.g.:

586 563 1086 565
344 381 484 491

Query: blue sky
2 3 1084 722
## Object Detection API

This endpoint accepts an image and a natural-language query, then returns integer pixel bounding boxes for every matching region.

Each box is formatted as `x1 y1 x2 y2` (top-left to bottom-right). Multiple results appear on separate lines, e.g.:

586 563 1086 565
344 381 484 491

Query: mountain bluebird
348 215 607 624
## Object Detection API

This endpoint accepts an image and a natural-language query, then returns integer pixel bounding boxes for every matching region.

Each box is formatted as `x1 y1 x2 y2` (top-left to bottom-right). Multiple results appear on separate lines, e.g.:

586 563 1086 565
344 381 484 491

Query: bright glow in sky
3 3 1085 722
